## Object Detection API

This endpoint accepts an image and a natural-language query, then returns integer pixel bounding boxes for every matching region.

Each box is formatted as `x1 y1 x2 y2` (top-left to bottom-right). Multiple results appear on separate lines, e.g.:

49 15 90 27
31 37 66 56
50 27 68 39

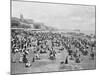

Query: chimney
20 14 24 22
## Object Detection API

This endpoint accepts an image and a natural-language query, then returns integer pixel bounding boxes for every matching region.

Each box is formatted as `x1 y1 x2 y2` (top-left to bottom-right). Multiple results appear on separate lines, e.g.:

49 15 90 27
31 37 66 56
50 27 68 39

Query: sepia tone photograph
11 0 96 74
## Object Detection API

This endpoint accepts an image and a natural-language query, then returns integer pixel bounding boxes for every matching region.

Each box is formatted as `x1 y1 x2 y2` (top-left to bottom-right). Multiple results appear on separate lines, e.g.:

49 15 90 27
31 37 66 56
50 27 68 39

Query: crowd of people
11 29 96 67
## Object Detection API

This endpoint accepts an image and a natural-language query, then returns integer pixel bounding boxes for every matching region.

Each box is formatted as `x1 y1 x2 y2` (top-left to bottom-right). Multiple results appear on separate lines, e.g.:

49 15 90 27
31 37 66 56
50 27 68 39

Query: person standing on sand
65 56 68 64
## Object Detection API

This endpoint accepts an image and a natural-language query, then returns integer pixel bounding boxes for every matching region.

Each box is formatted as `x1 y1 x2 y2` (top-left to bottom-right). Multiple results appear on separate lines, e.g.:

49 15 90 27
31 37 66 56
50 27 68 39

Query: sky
12 1 95 34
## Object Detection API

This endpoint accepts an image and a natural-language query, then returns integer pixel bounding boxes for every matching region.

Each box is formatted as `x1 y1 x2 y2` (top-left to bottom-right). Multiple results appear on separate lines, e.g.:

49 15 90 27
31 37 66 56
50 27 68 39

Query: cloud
12 1 95 33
